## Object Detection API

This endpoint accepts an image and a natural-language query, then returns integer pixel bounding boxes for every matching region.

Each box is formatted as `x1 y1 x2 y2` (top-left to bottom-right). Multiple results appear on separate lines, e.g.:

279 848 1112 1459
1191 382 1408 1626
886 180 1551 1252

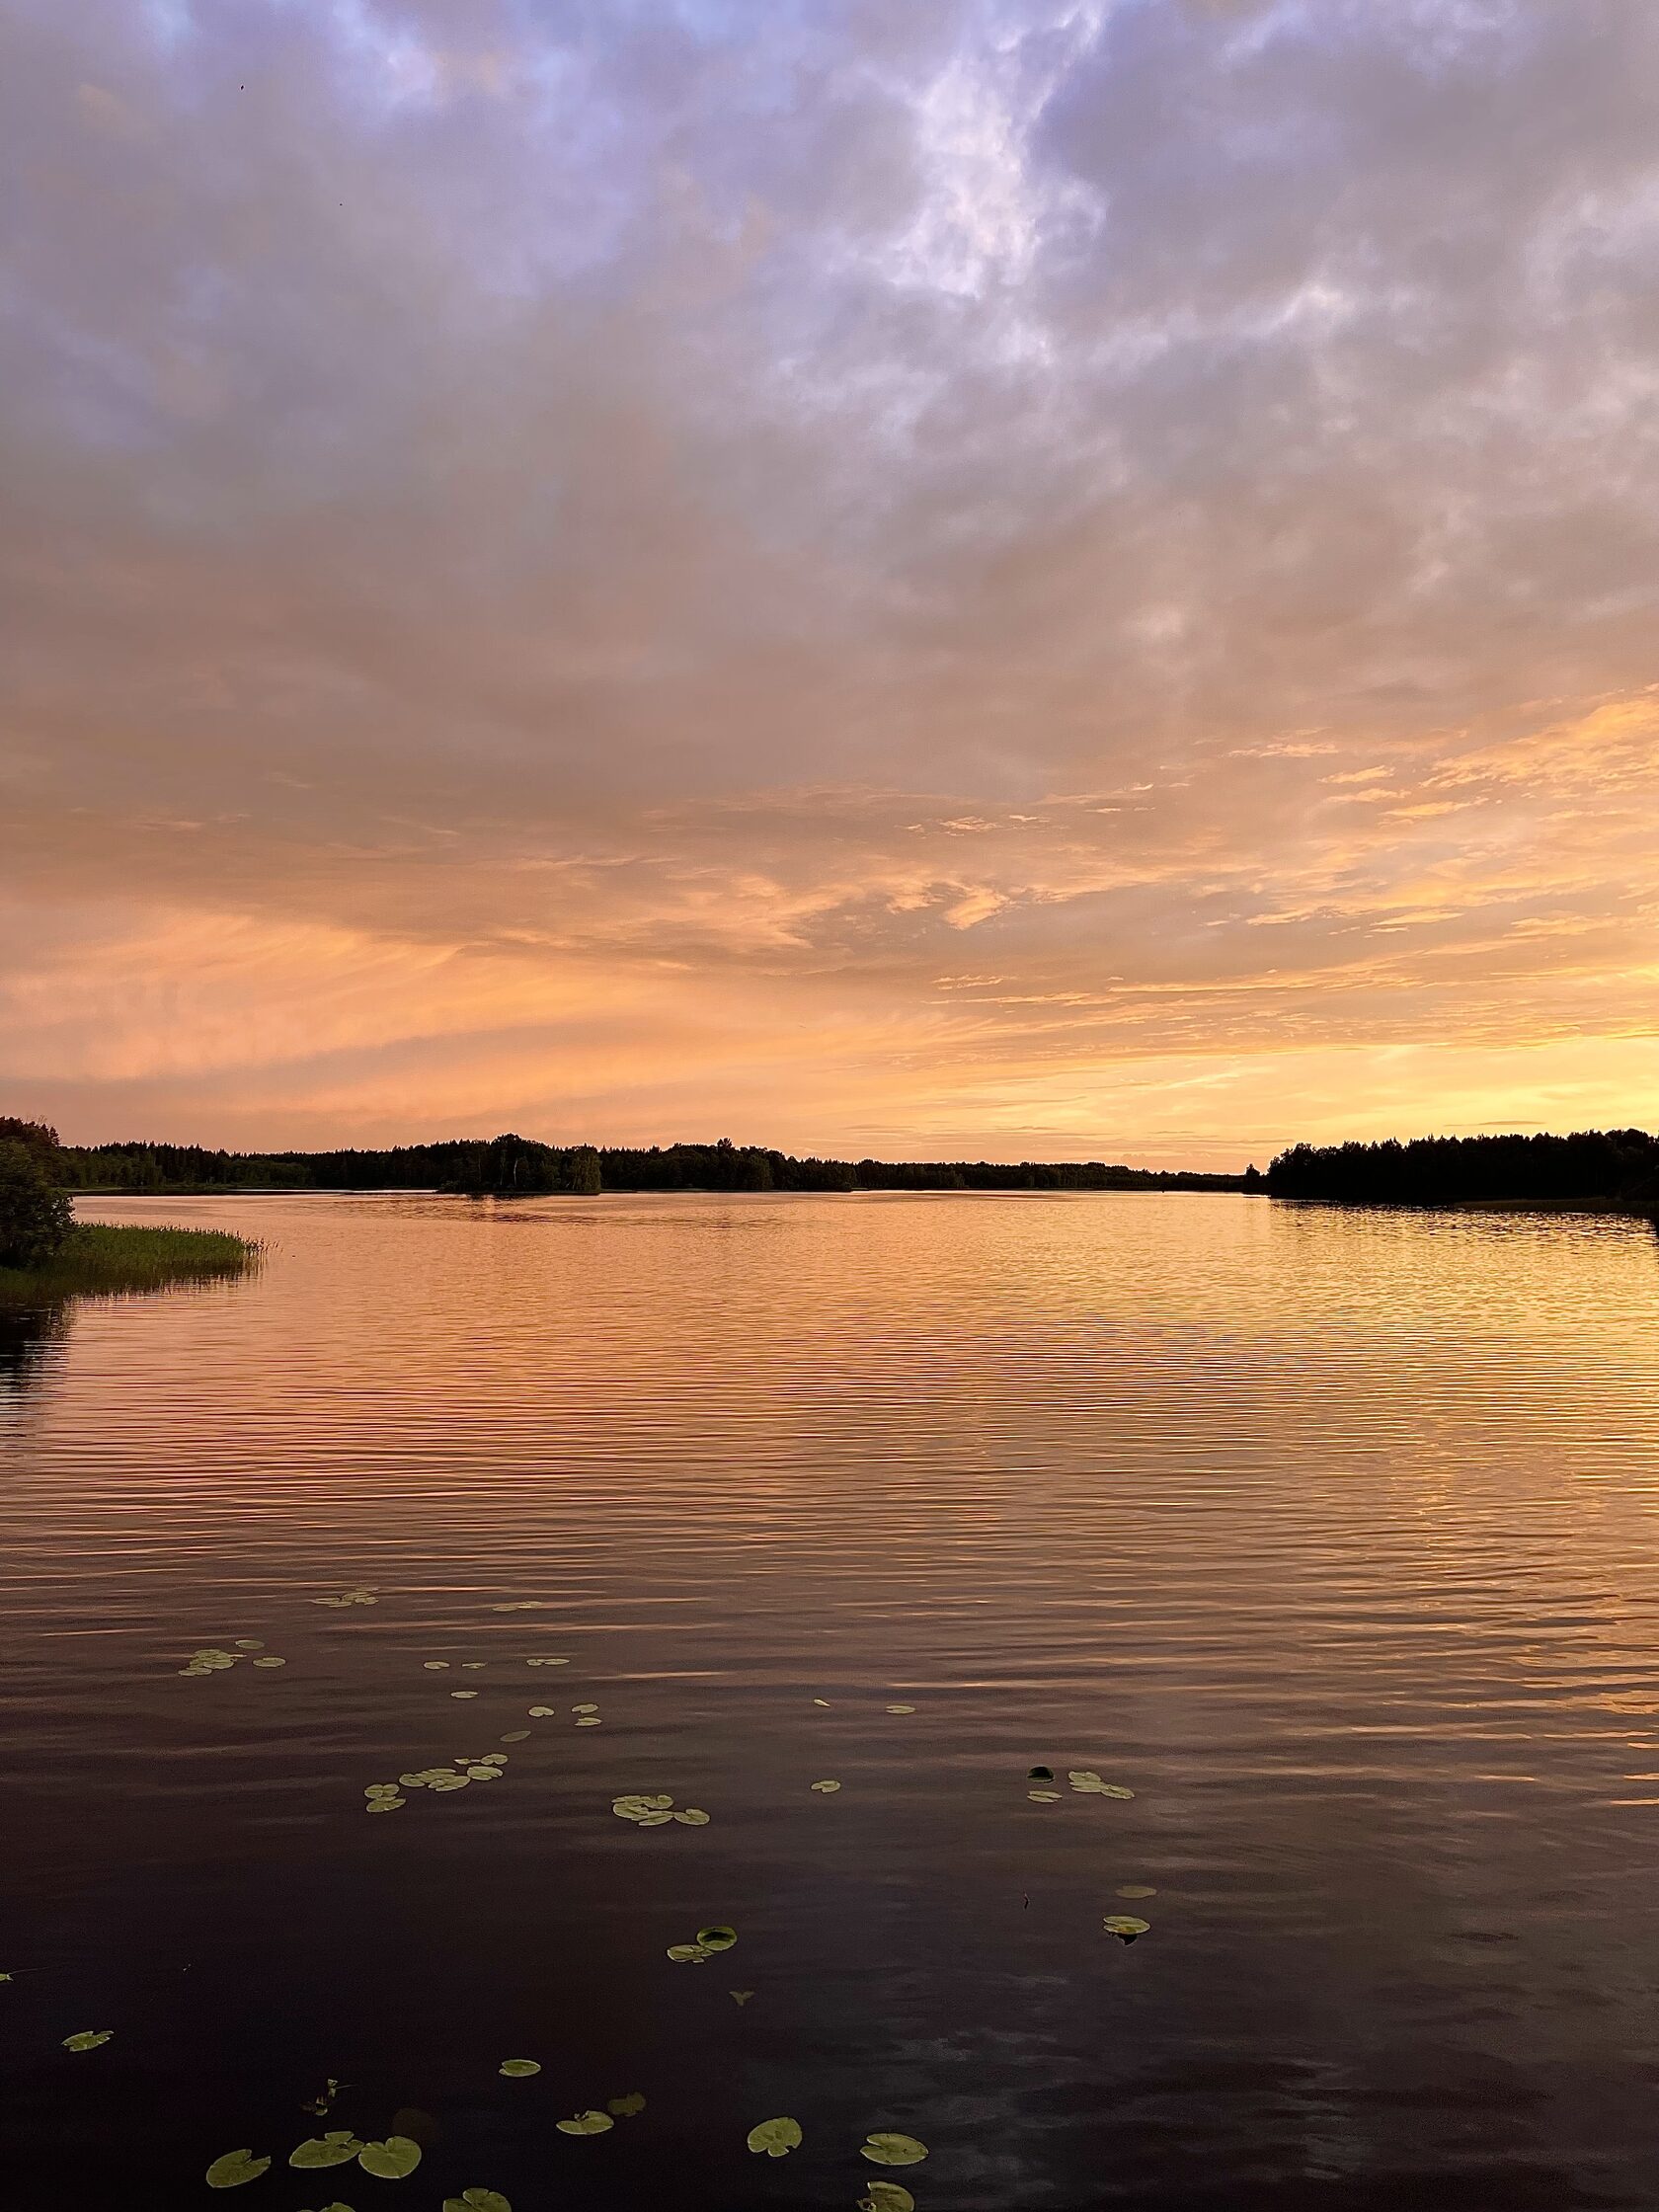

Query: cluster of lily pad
610 1791 710 1828
557 2091 646 2136
366 1753 510 1811
743 2118 928 2180
667 1923 737 1964
311 1587 377 1609
178 1640 285 1678
1026 1764 1134 1803
206 2129 424 2188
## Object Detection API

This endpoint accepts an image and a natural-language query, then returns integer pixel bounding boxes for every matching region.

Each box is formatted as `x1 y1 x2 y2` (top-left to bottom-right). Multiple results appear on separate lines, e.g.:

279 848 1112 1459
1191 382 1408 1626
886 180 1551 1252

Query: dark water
5 1190 1659 2211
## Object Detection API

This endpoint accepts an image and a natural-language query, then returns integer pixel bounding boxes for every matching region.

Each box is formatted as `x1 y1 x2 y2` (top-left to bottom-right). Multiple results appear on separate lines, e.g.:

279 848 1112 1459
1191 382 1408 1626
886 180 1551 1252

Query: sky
4 0 1658 1166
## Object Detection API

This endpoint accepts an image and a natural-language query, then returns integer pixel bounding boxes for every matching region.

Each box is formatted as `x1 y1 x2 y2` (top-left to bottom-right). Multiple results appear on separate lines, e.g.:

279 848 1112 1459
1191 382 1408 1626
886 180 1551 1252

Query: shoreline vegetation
1265 1130 1659 1213
0 1223 261 1308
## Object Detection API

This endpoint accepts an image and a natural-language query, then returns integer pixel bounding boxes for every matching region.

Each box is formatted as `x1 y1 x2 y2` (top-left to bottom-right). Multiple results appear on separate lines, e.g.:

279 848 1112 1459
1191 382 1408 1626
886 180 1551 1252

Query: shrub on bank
0 1140 73 1267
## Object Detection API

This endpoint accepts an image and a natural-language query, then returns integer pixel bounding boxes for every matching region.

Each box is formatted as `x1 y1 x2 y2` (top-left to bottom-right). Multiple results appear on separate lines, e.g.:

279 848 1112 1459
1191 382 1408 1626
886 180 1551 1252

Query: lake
4 1189 1659 2210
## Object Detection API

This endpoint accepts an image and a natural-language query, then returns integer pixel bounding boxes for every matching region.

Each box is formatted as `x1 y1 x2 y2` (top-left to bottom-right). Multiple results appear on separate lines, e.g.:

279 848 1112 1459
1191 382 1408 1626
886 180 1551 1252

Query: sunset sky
5 0 1658 1165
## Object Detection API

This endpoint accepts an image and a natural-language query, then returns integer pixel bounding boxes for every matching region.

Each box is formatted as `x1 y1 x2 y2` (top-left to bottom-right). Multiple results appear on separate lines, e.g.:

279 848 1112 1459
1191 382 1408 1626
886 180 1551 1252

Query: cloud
3 0 1658 1156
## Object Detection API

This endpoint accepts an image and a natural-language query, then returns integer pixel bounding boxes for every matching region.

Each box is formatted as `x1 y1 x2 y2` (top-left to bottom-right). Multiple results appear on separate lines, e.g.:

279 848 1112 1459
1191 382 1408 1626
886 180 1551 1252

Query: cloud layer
4 0 1658 1159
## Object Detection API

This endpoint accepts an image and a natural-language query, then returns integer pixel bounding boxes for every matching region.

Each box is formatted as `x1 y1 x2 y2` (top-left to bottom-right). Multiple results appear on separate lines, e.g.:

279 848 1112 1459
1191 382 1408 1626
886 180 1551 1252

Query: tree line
1265 1130 1659 1207
8 1122 1252 1197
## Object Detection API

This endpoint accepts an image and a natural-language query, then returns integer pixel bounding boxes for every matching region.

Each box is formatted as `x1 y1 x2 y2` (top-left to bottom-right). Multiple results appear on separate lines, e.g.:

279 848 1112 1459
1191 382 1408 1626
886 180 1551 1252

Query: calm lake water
5 1190 1659 2210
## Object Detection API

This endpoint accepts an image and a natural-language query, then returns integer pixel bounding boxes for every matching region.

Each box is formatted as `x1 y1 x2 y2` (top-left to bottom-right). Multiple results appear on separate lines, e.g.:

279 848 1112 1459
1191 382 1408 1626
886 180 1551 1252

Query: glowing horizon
5 2 1658 1169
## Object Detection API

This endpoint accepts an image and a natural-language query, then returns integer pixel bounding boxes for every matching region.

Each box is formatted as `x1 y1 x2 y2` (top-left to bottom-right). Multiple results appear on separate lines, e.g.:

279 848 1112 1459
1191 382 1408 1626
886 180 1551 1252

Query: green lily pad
499 1731 531 1743
859 2186 916 2212
430 1773 470 1791
885 1703 915 1715
575 1716 601 1727
527 1706 556 1718
811 1779 841 1793
555 2110 614 2136
465 1767 502 1781
1117 1884 1157 1899
499 2059 540 2079
291 2132 365 2168
444 2192 511 2212
673 1807 710 1825
861 2133 928 2168
62 2028 114 2051
357 2136 422 2177
747 2117 802 2159
234 1639 265 1651
478 1753 508 1766
525 1657 570 1666
1103 1914 1150 1940
606 2092 646 2117
667 1942 710 1962
460 1662 486 1670
637 1808 674 1827
253 1656 286 1667
450 1691 478 1700
813 1698 830 1706
1027 1788 1062 1802
424 1661 450 1671
696 1925 738 1952
572 1702 599 1714
364 1795 406 1813
206 2148 272 2187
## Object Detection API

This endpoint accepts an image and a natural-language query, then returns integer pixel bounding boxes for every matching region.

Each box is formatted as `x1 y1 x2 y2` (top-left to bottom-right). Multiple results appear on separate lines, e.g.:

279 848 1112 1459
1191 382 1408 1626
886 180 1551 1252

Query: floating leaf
357 2136 422 2178
572 1703 599 1714
499 2059 540 2079
444 2192 511 2212
1117 1884 1157 1899
527 1706 556 1718
429 1773 470 1792
234 1639 265 1651
450 1691 479 1700
253 1656 286 1668
62 2028 113 2052
637 1808 674 1827
291 2132 364 2168
465 1767 501 1781
810 1779 841 1793
860 2134 928 2168
1102 1914 1150 1941
696 1925 738 1952
813 1698 830 1706
885 1704 915 1715
575 1716 601 1728
424 1661 450 1671
525 1658 570 1667
398 1773 431 1789
364 1783 400 1798
555 2111 613 2137
667 1942 710 1963
606 2092 646 2118
206 2149 271 2188
499 1730 530 1743
364 1796 406 1813
746 2118 802 2158
730 1990 753 2006
859 2186 916 2212
1027 1788 1062 1802
478 1753 508 1766
674 1807 710 1826
461 1662 486 1671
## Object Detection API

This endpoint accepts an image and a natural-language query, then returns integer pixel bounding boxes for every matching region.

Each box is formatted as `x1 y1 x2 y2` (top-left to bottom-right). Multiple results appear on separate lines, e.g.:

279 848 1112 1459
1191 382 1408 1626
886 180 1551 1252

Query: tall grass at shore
0 1223 260 1306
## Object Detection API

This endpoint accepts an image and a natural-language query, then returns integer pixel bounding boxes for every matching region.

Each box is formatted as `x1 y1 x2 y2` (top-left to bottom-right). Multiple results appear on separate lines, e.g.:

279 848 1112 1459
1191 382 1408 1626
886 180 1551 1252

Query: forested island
1266 1130 1659 1210
42 1130 1257 1198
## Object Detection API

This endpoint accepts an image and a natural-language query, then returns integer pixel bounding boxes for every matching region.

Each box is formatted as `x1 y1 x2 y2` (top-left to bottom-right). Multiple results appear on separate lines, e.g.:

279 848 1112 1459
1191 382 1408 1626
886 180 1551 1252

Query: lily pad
357 2136 422 2178
1117 1884 1157 1899
606 2092 646 2117
430 1773 470 1791
292 2132 364 2168
206 2149 272 2187
674 1807 710 1826
450 1691 479 1700
572 1702 599 1714
885 1704 915 1715
696 1925 738 1951
1103 1914 1150 1941
499 1730 531 1743
444 2193 511 2212
253 1656 286 1668
364 1795 406 1813
746 2117 802 2159
1027 1788 1062 1802
861 2133 928 2168
234 1639 265 1651
811 1779 841 1793
525 1657 570 1666
62 2028 113 2052
637 1808 674 1827
667 1942 710 1962
859 2186 916 2212
575 1716 601 1727
424 1661 450 1671
465 1767 502 1781
813 1698 830 1706
499 2059 541 2078
555 2111 613 2136
527 1706 556 1718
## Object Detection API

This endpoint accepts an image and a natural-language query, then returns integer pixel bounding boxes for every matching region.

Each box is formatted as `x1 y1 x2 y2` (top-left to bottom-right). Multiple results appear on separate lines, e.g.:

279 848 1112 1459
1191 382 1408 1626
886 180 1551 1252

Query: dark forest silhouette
1266 1130 1659 1208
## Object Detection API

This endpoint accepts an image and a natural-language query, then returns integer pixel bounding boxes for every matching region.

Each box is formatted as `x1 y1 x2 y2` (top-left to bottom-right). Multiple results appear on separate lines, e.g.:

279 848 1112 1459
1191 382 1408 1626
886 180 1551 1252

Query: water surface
4 1190 1659 2209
